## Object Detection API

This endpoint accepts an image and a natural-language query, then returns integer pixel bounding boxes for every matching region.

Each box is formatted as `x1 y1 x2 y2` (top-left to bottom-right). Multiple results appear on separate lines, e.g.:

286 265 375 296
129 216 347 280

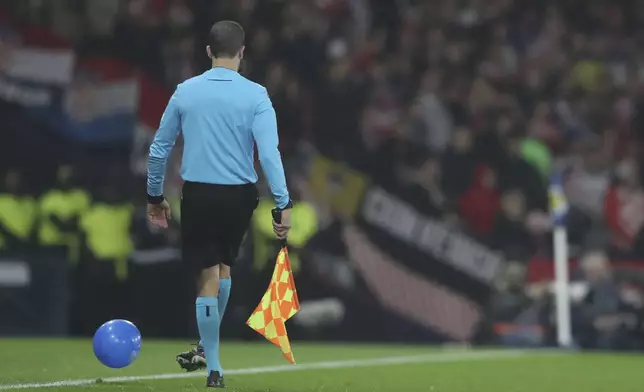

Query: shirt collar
205 67 238 80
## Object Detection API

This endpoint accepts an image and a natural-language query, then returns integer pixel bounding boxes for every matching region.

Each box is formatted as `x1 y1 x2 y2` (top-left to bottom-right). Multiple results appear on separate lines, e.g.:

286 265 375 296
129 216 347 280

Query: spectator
360 85 401 152
318 59 369 159
458 165 500 238
79 183 134 275
490 190 534 255
245 28 275 82
0 170 36 253
497 132 548 213
527 102 562 153
164 36 196 87
566 139 612 220
481 262 549 348
565 139 612 246
264 62 306 158
441 125 477 199
397 149 446 218
111 0 165 81
576 251 629 350
604 158 644 257
38 166 91 262
414 69 453 152
521 136 553 183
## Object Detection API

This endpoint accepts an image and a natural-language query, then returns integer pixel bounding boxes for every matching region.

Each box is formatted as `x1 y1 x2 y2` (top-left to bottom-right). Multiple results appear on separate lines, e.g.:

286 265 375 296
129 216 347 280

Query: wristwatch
147 194 165 204
272 199 293 224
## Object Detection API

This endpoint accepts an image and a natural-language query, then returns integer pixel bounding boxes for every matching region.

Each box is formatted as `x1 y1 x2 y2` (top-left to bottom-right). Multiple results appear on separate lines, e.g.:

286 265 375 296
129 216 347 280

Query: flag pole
549 172 573 347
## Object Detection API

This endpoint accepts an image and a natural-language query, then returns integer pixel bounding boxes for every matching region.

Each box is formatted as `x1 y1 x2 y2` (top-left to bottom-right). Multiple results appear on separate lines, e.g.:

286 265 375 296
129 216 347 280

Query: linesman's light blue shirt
147 67 290 209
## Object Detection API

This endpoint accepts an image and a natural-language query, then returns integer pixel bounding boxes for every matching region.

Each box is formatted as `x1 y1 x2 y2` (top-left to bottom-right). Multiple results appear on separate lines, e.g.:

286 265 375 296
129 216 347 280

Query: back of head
208 21 245 59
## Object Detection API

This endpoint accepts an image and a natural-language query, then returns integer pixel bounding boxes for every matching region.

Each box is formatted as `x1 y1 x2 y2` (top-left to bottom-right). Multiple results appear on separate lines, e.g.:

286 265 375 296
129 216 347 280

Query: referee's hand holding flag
272 207 291 240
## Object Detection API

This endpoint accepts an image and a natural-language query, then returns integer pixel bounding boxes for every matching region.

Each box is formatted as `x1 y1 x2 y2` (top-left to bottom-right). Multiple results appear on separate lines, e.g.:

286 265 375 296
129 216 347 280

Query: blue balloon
93 319 142 369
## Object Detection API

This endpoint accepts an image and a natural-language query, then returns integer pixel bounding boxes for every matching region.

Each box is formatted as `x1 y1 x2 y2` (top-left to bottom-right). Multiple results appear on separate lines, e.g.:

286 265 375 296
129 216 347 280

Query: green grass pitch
0 339 642 391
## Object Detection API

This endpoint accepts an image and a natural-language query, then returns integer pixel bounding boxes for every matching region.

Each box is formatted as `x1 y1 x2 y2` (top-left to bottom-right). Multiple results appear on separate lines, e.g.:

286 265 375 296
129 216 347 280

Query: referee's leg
195 264 225 387
216 183 257 325
176 182 256 386
197 264 221 297
220 264 231 279
218 264 232 323
178 182 225 386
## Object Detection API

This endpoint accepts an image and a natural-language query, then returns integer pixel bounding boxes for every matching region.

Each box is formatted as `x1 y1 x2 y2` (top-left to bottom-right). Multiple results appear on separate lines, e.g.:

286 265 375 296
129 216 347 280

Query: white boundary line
0 350 528 390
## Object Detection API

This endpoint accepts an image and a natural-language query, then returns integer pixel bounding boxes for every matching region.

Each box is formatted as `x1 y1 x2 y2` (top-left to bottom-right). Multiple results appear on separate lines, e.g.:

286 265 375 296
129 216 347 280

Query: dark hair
208 21 245 58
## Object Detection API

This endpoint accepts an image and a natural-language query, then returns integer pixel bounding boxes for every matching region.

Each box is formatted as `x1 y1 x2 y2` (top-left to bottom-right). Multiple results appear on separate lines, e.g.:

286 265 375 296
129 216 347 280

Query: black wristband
147 194 165 204
279 199 293 210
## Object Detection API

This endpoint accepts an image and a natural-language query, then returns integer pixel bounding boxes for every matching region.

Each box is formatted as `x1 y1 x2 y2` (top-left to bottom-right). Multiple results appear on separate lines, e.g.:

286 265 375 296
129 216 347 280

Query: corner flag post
549 172 573 347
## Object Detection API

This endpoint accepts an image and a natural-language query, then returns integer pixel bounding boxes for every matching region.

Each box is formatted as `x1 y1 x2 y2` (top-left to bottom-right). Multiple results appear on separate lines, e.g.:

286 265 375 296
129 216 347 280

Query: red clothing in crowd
604 185 644 249
458 165 501 236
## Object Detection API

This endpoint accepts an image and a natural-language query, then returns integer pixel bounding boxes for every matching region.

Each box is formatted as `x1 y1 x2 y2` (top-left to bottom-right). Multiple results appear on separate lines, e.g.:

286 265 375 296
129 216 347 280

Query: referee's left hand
148 200 172 228
272 208 291 240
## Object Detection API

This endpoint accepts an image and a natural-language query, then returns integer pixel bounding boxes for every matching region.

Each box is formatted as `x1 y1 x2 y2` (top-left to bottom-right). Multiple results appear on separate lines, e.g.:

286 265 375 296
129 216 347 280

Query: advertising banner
295 153 507 342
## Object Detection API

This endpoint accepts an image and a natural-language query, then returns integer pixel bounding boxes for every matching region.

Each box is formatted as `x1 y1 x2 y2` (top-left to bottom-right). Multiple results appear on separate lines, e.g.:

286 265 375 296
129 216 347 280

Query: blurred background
1 0 644 352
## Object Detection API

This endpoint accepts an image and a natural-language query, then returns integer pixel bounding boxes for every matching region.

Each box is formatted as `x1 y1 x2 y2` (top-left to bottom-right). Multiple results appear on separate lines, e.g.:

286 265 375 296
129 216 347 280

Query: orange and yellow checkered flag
246 246 300 363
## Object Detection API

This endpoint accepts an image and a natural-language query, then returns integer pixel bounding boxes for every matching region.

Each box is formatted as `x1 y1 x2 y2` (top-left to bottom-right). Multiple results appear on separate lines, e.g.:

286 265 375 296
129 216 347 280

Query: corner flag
246 246 300 363
549 171 573 347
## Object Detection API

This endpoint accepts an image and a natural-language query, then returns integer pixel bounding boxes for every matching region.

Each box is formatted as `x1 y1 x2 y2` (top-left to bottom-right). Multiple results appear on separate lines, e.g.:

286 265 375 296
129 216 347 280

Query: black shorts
180 181 258 271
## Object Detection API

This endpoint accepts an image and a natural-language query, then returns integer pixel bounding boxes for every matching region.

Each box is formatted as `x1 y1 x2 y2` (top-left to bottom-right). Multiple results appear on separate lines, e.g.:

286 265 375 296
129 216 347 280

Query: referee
146 21 291 388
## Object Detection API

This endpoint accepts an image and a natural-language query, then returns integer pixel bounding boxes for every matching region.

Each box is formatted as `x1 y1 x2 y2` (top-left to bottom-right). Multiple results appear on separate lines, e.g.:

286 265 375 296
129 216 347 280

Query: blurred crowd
484 250 644 350
3 0 644 346
6 0 644 261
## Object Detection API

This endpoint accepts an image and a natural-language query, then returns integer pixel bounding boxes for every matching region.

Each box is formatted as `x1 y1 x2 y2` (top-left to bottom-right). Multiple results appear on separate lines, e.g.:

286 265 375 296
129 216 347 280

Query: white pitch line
0 350 528 390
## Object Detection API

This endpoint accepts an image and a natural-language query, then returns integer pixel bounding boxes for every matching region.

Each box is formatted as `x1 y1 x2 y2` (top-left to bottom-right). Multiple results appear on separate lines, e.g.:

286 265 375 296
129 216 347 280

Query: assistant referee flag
246 245 300 363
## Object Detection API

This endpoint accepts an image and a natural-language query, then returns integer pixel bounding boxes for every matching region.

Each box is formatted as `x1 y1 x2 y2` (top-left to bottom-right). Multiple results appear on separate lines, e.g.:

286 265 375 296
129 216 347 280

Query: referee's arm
252 88 290 210
147 88 181 203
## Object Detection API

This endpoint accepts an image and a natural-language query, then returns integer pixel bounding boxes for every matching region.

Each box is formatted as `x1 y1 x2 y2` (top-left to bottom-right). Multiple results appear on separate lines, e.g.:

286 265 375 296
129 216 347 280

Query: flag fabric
549 172 569 227
246 246 300 363
0 45 73 114
0 28 138 144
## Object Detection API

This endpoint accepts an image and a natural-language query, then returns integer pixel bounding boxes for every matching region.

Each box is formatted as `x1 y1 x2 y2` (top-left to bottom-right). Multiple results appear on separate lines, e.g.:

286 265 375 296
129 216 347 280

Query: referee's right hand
272 208 291 240
148 200 172 228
